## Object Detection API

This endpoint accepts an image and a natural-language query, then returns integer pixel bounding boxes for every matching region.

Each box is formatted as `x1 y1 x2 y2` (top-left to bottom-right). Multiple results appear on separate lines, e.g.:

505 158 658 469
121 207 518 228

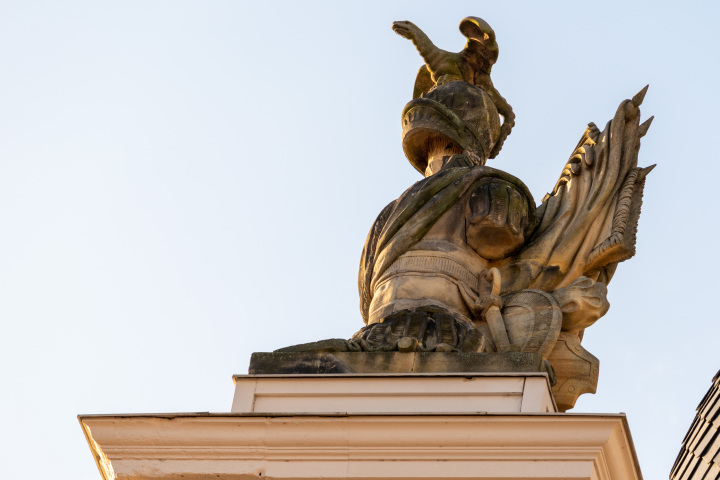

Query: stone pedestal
79 373 643 480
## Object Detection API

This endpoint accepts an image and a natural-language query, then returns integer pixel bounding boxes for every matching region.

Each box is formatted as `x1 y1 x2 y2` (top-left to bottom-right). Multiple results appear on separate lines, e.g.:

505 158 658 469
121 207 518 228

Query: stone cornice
79 413 642 480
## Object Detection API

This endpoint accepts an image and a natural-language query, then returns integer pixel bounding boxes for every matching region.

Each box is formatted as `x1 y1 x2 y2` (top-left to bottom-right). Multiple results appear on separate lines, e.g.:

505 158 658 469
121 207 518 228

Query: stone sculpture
259 16 653 411
391 17 514 162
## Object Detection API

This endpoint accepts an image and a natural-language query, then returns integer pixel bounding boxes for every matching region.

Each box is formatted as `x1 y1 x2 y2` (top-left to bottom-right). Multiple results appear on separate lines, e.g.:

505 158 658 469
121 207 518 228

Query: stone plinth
231 373 557 413
248 351 552 376
79 412 642 480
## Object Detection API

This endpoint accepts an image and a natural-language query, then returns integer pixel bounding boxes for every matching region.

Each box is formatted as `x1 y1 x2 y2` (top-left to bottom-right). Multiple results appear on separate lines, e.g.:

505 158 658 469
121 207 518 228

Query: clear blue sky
1 1 717 478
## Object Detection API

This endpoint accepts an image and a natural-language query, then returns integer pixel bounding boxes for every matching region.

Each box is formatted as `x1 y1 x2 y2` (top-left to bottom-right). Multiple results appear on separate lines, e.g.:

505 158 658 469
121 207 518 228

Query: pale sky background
0 1 718 479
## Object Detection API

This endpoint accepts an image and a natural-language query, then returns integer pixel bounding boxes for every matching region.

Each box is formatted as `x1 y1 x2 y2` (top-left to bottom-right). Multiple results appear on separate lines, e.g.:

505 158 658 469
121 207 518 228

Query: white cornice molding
79 413 642 480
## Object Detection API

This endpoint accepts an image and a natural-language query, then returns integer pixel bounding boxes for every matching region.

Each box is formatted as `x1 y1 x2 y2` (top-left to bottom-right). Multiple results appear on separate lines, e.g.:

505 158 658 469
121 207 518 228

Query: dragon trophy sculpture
267 17 653 411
